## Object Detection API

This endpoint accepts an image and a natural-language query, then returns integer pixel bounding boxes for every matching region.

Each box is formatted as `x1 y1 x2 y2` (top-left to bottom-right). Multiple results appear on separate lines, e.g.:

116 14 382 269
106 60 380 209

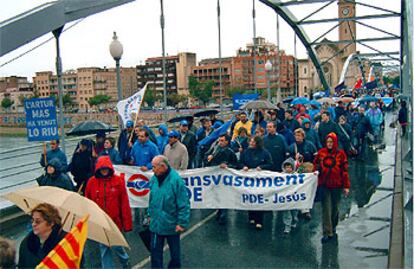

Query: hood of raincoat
159 124 168 137
282 157 296 173
301 118 311 129
325 132 339 152
46 158 64 174
94 155 114 178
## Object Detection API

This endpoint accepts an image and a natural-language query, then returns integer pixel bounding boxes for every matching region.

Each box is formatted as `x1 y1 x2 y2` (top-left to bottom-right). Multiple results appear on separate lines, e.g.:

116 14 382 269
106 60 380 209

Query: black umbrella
67 120 116 136
167 115 194 123
193 109 219 118
282 96 295 104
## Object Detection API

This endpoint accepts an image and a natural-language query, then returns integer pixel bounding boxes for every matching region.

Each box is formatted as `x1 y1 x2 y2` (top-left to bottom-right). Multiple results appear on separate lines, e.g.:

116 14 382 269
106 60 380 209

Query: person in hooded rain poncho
85 156 132 269
69 139 94 193
313 132 350 244
156 124 169 153
36 158 74 191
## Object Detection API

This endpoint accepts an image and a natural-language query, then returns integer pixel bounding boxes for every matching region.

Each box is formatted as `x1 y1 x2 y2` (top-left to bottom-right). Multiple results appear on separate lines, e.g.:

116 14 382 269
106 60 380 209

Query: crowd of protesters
19 88 406 268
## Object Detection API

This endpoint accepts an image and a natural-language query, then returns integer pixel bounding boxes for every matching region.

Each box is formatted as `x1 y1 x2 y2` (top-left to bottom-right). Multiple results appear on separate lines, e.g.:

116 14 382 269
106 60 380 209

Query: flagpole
128 107 141 144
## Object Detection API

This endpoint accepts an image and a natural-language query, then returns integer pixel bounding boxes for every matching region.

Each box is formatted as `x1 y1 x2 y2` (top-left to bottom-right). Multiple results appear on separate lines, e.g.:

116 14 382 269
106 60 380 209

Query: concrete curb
388 131 405 269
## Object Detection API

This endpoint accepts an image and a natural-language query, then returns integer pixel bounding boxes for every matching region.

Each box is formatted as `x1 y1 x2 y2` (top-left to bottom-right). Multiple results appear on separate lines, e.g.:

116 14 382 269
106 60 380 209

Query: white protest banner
115 165 318 211
116 83 147 125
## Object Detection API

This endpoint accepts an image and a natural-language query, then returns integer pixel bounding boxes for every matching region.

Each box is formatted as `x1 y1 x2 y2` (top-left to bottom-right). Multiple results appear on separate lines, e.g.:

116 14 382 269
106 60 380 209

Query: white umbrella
2 186 129 247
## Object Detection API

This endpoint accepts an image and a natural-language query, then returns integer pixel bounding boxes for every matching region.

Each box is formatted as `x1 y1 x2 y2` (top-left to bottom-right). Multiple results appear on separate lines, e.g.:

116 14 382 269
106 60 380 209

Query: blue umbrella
313 91 325 99
309 100 321 107
291 97 310 105
359 96 379 103
381 97 394 107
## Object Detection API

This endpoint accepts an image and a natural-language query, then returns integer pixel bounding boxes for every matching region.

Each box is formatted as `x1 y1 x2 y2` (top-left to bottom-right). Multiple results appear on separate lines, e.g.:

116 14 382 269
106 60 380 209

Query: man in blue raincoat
148 155 190 269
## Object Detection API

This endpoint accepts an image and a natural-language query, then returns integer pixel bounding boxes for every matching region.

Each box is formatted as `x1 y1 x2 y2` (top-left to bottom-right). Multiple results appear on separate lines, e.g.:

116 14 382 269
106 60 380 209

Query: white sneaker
255 223 263 230
249 220 255 225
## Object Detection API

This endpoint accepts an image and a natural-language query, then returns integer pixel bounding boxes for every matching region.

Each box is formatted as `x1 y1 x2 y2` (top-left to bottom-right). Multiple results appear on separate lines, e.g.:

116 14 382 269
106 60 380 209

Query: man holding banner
205 134 238 225
39 139 68 172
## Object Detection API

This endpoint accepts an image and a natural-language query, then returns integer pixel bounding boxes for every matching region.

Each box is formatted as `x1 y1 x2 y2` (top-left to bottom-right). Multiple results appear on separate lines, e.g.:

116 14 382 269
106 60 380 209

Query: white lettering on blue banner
24 97 59 142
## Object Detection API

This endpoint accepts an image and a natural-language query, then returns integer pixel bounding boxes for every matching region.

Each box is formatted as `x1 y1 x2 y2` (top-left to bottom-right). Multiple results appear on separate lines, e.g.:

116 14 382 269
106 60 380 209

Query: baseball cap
126 120 134 128
180 120 188 126
168 130 180 138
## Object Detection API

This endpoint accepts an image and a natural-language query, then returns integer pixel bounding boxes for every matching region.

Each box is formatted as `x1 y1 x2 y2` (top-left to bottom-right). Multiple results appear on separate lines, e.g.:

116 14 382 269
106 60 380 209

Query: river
0 137 37 151
0 136 80 208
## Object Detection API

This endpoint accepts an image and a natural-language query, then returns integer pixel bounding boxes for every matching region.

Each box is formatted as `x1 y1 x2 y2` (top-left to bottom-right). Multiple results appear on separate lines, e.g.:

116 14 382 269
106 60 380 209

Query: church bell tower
338 0 356 57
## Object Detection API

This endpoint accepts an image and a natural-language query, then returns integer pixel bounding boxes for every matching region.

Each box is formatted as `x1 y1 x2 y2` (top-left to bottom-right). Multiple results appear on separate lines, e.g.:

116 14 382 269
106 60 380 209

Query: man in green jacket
148 155 190 268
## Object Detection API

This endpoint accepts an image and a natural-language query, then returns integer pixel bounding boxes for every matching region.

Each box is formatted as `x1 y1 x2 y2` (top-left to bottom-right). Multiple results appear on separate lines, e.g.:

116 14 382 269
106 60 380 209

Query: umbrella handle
77 182 84 194
61 211 71 229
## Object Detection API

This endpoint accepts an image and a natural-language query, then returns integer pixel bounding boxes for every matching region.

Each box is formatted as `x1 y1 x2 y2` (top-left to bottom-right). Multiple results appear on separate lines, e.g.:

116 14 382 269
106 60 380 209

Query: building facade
0 76 32 93
137 52 196 98
190 37 295 101
33 67 137 111
0 76 34 112
232 37 295 100
191 57 232 98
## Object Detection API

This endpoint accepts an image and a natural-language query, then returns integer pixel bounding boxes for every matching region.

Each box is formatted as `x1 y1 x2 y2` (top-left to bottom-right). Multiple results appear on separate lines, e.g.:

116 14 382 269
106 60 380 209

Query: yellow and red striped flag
36 215 89 269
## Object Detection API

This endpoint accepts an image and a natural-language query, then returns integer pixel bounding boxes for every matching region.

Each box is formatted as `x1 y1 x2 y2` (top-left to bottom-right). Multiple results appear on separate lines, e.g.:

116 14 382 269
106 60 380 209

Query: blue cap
168 130 180 138
180 120 188 126
302 118 311 124
126 120 134 128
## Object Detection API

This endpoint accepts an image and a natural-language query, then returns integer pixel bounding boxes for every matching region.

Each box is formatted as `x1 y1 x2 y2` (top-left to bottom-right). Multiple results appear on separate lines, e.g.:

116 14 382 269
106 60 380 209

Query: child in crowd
281 158 299 235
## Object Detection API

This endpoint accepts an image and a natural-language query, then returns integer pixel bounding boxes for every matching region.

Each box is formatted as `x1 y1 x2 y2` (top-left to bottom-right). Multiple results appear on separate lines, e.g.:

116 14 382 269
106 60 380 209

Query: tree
188 76 199 95
167 93 186 107
88 94 111 109
199 80 214 106
144 87 158 108
62 94 73 110
226 87 243 98
188 76 214 106
382 75 392 85
1 97 14 111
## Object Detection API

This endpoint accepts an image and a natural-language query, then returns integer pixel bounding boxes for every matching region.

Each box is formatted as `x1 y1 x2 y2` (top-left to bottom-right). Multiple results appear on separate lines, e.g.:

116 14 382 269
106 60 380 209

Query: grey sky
0 0 400 80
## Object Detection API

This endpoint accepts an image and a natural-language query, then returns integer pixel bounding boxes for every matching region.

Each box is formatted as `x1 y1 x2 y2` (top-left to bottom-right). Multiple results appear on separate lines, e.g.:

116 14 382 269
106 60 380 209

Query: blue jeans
151 232 181 269
98 244 129 269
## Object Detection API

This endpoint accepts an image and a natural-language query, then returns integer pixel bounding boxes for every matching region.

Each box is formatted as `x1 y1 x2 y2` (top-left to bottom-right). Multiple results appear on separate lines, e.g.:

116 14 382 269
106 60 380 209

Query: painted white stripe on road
133 210 218 269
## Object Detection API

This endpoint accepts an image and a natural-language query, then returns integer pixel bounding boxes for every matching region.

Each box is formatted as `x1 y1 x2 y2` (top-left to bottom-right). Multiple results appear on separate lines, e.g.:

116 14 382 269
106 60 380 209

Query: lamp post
53 26 65 153
109 31 123 129
265 60 272 102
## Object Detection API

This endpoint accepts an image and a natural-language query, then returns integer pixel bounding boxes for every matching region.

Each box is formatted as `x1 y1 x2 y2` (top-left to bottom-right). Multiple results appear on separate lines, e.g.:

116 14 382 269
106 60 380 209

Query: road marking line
133 210 217 269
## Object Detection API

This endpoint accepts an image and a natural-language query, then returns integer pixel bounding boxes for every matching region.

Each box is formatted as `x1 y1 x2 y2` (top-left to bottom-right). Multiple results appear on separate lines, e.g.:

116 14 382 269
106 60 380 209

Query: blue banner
233 93 259 110
24 97 59 142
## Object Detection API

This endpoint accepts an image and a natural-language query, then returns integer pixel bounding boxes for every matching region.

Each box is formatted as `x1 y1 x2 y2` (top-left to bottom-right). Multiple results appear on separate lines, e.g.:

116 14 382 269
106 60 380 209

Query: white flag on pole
116 83 147 126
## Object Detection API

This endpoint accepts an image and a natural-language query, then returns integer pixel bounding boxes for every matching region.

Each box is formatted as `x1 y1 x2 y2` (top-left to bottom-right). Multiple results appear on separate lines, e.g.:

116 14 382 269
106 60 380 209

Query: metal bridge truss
259 0 403 94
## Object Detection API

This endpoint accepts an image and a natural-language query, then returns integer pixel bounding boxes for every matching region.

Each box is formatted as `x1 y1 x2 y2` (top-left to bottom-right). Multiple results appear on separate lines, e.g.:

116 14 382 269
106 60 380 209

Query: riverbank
0 127 27 137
